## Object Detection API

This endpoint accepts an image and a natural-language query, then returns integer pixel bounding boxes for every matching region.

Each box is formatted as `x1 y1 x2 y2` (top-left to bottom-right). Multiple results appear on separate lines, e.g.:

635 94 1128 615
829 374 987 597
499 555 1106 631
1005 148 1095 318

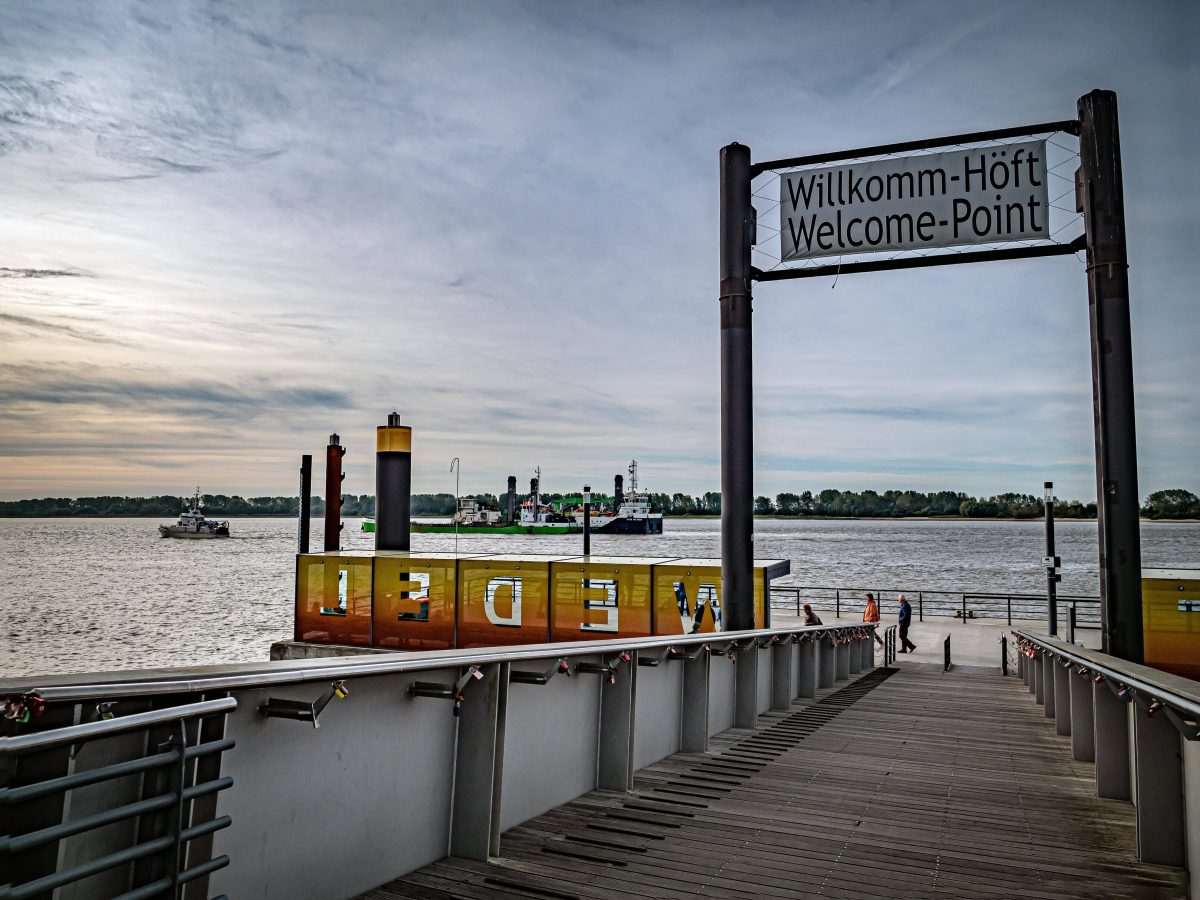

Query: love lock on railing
408 665 485 717
259 680 350 728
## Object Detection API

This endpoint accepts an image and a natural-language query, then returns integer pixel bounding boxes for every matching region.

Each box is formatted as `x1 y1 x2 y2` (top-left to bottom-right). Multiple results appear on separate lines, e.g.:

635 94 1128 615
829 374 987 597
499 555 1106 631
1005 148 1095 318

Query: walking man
897 594 917 653
863 592 883 647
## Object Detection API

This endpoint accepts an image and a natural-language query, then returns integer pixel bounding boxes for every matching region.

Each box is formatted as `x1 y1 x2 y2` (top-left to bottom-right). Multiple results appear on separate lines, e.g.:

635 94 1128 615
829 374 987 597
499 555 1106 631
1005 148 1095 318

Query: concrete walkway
771 611 1102 669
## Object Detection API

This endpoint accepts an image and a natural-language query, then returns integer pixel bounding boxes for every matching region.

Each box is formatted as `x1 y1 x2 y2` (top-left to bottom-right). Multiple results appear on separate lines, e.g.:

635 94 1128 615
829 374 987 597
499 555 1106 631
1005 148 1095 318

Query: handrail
1 696 238 753
772 584 1100 602
2 624 877 704
1011 630 1200 720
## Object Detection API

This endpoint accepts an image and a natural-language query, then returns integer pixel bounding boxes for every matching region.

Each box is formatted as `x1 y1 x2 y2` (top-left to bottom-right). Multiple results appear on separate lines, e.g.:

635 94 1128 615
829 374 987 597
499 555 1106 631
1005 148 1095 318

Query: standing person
802 603 823 626
897 594 916 653
863 592 884 646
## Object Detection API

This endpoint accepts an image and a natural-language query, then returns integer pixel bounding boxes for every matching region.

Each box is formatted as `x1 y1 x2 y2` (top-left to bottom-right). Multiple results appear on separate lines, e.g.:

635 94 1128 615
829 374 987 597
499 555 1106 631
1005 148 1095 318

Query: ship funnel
530 477 539 496
375 412 412 551
506 475 517 524
614 474 624 508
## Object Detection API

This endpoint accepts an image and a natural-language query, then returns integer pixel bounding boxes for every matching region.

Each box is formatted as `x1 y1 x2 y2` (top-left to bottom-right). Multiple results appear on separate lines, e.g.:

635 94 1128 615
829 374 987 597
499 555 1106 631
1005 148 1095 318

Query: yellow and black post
376 412 412 551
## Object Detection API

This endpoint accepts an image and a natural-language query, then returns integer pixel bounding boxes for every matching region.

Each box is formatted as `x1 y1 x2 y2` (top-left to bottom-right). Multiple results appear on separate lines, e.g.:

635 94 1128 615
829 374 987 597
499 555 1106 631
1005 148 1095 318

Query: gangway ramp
361 665 1186 899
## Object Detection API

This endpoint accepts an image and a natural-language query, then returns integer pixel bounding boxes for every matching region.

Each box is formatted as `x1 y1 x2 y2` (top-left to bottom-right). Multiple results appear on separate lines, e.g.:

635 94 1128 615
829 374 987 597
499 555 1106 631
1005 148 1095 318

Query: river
1 516 1196 676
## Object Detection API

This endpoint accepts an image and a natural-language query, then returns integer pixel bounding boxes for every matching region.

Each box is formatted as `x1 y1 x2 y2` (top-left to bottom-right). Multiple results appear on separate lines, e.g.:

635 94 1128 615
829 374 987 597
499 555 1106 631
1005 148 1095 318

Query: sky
0 0 1196 503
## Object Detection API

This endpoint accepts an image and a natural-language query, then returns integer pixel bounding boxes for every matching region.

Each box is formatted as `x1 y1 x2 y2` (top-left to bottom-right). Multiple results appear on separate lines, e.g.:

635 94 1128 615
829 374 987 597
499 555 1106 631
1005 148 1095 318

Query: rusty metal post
1078 89 1143 662
323 434 344 552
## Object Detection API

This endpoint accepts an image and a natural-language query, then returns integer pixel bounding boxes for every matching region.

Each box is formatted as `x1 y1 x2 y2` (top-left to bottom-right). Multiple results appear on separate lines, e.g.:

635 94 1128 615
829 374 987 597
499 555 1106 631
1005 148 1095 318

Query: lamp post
1044 481 1060 637
583 484 591 556
451 457 460 557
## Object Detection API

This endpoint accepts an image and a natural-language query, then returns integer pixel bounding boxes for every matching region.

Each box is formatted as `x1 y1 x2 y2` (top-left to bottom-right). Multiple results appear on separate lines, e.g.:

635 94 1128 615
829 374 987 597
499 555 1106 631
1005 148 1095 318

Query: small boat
361 517 375 533
158 490 230 539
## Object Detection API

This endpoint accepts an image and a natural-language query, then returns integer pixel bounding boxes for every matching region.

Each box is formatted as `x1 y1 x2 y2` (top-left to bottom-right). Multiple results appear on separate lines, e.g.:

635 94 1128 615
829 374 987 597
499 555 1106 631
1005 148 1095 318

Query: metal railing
1010 630 1199 874
881 625 897 666
1 697 237 900
772 584 1101 627
2 623 878 900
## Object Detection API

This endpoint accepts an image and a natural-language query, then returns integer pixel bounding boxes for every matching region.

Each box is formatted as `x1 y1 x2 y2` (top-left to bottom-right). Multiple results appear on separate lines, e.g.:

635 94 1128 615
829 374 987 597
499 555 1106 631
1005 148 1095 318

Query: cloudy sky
0 1 1196 502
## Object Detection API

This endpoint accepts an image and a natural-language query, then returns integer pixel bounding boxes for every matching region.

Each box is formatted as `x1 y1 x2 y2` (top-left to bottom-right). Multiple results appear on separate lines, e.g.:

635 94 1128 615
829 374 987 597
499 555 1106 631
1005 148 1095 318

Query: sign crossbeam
750 119 1080 178
753 234 1085 282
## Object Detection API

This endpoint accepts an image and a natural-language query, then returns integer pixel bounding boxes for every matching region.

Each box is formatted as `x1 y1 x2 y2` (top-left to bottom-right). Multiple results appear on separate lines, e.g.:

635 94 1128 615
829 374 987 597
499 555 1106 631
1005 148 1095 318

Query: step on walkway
359 667 1187 899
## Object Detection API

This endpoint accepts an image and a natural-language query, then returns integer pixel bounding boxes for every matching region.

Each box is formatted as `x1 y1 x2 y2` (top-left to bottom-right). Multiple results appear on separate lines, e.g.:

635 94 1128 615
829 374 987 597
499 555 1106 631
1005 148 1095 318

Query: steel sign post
1078 90 1143 662
726 89 1142 654
719 143 756 632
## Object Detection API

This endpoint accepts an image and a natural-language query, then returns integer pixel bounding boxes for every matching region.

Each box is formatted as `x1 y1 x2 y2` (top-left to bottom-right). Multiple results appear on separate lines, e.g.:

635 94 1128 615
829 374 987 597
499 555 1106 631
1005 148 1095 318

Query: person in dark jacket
897 594 916 653
802 603 823 626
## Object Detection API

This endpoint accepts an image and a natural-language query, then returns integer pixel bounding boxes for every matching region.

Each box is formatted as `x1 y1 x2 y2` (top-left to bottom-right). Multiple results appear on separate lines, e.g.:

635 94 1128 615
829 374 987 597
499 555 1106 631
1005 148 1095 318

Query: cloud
0 312 127 346
0 268 90 278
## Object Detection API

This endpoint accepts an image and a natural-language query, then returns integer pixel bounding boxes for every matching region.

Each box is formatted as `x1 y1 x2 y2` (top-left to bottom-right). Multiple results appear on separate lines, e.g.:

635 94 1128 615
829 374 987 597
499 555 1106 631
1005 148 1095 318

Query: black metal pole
298 454 312 554
720 142 755 631
376 412 412 552
323 434 344 552
1045 481 1058 636
1078 89 1143 662
583 484 591 556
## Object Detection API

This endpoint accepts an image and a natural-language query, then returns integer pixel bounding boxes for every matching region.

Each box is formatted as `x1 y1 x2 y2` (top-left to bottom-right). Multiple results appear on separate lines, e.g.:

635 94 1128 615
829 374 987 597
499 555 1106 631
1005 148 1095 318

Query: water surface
1 516 1195 676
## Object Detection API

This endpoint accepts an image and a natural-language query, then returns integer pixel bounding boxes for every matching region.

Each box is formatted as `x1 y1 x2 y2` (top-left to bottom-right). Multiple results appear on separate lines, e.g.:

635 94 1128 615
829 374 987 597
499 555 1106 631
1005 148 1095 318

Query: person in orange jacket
863 592 884 646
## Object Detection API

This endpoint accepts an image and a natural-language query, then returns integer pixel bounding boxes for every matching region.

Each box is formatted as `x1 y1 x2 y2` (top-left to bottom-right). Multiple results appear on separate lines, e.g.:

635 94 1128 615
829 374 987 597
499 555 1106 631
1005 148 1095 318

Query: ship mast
627 460 638 494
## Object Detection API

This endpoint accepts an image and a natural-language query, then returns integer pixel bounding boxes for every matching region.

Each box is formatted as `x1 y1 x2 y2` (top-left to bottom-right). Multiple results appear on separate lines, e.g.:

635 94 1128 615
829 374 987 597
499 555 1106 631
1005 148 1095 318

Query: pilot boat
158 490 230 538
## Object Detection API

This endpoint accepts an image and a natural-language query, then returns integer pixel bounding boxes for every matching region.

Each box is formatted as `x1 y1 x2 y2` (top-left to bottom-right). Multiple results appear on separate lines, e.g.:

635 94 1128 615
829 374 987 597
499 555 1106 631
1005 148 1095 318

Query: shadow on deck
359 666 1186 899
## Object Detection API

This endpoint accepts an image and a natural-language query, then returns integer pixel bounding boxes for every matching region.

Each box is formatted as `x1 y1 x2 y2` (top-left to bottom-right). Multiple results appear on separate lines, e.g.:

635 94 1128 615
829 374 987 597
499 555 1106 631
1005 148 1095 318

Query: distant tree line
3 487 1197 519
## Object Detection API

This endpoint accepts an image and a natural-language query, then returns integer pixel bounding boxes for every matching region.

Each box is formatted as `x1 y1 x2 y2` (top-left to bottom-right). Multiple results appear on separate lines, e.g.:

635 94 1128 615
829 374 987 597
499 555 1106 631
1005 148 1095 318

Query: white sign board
779 141 1049 261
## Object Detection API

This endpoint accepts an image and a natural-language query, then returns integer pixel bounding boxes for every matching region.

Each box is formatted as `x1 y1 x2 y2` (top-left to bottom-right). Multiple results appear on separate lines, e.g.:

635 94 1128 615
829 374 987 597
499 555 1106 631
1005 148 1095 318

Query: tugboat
158 490 230 539
573 461 664 534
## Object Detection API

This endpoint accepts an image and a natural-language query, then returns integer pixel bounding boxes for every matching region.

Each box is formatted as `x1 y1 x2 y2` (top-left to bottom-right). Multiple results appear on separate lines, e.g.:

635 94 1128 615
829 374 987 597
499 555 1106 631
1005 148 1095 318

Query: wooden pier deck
360 664 1187 899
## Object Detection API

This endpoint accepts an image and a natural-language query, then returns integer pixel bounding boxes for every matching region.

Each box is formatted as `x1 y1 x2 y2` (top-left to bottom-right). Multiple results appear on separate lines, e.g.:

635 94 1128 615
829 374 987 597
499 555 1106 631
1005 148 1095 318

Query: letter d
484 576 522 627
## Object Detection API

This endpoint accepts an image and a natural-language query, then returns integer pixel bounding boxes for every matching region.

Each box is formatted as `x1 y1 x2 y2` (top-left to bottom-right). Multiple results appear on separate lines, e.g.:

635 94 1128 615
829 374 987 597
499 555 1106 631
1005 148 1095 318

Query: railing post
818 636 835 689
1033 652 1043 703
1092 681 1131 800
797 637 817 698
734 643 759 729
1069 668 1096 762
598 653 637 790
834 638 850 682
771 640 795 710
1132 704 1185 866
848 636 862 675
450 662 507 860
1001 636 1008 676
1053 660 1072 736
918 592 923 622
1042 651 1056 718
835 589 841 618
680 649 710 752
1007 596 1012 626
